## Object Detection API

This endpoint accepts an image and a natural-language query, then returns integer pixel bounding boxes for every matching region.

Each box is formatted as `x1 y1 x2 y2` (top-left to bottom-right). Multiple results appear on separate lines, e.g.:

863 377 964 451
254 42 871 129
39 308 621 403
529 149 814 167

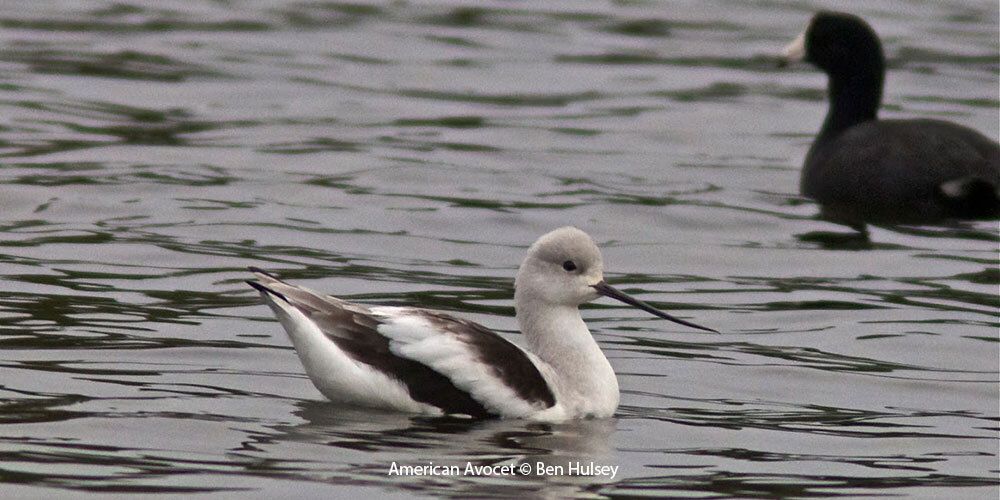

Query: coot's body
803 118 1000 224
783 11 1000 227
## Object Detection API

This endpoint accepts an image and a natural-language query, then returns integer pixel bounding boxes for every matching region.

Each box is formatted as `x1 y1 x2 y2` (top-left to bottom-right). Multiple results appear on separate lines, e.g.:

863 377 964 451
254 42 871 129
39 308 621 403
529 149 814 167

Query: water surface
0 0 998 498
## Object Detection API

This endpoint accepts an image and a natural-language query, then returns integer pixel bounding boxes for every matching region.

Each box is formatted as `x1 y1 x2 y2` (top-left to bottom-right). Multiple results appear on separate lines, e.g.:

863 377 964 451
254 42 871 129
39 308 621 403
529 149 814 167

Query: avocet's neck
514 294 619 417
516 301 596 359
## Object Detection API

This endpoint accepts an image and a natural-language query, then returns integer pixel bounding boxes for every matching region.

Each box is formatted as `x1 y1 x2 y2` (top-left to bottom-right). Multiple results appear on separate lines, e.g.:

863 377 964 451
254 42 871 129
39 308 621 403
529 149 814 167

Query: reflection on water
0 0 997 498
263 403 619 497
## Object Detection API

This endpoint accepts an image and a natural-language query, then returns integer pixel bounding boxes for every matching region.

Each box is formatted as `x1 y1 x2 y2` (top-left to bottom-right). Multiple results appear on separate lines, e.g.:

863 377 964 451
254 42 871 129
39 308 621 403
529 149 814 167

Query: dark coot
781 11 999 227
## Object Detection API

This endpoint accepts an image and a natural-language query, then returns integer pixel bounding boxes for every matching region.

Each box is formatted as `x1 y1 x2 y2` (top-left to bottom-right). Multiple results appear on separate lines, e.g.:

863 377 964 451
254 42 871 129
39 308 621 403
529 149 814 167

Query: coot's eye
562 260 577 272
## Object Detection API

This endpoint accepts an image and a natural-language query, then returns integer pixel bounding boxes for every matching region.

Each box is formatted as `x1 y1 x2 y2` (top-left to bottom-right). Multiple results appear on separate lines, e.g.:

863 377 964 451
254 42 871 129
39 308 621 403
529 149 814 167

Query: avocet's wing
247 268 555 418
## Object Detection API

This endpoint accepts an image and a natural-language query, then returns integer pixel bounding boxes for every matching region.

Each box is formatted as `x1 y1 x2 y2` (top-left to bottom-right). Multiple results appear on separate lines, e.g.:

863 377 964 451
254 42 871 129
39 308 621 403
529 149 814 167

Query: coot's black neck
820 63 884 140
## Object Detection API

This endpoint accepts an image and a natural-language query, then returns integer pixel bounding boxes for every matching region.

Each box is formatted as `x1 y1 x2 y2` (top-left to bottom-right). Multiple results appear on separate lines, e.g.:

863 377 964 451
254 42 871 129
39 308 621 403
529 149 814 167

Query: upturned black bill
591 281 718 333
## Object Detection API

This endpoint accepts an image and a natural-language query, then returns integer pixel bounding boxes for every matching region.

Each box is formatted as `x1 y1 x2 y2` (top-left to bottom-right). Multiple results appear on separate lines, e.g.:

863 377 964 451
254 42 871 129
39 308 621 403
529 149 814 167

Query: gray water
0 0 998 498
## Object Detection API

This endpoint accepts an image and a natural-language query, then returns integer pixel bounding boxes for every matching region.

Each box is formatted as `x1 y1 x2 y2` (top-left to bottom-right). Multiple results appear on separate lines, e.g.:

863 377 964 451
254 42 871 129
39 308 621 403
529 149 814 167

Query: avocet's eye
562 260 577 272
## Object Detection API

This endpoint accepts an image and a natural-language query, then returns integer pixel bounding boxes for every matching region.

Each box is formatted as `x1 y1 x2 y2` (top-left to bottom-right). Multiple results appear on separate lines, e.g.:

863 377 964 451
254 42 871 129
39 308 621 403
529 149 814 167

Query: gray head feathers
523 226 602 274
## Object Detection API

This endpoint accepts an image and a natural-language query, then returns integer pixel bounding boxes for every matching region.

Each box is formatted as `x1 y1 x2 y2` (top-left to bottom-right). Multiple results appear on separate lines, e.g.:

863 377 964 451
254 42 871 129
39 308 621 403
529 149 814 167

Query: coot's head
782 11 884 76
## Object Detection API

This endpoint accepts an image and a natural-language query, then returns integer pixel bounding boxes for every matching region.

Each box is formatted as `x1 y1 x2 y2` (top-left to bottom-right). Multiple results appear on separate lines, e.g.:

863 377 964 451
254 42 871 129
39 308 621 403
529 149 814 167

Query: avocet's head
515 227 605 306
514 227 716 333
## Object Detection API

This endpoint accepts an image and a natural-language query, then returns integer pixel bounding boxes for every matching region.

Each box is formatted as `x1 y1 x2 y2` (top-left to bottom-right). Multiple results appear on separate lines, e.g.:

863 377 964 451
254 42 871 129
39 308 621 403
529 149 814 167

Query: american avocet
247 227 716 421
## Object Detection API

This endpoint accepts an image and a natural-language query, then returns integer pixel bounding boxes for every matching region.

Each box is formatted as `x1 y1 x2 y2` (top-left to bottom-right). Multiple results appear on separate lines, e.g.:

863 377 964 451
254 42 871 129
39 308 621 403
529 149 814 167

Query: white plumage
248 226 716 421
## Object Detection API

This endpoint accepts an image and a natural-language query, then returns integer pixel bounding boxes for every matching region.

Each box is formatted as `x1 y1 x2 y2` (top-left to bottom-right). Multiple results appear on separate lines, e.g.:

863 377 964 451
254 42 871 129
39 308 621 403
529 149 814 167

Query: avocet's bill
590 281 718 333
247 227 716 421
